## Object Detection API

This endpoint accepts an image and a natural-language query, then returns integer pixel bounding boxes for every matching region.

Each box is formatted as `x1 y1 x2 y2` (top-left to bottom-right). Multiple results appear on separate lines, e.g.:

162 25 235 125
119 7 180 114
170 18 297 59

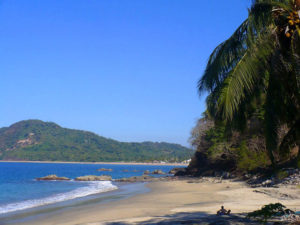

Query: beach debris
262 179 274 187
247 168 300 188
36 174 70 181
280 213 300 223
75 175 112 181
152 169 165 175
97 168 113 172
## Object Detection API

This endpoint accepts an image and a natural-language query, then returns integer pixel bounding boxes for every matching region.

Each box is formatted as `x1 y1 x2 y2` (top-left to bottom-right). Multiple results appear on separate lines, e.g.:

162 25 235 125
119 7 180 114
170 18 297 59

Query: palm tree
198 0 300 165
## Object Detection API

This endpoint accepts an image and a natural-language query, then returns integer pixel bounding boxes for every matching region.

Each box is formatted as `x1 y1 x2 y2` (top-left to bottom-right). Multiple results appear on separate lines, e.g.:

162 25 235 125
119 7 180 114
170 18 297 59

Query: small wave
0 181 117 214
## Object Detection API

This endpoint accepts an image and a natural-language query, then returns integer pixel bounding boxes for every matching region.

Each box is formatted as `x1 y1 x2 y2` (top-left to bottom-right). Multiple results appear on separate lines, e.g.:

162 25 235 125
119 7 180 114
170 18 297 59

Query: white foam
0 181 117 214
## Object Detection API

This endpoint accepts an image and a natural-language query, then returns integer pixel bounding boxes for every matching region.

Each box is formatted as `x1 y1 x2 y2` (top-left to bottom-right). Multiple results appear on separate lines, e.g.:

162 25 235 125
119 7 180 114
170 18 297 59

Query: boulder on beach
169 168 185 175
143 170 150 174
97 168 113 172
152 169 165 175
36 174 70 181
75 175 112 181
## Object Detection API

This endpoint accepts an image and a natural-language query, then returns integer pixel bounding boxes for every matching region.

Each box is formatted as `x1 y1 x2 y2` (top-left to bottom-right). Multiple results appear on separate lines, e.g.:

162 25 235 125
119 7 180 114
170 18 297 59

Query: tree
198 0 300 165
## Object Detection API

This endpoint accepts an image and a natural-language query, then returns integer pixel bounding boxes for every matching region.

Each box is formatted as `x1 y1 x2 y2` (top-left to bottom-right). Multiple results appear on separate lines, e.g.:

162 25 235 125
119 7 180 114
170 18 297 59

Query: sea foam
0 181 117 214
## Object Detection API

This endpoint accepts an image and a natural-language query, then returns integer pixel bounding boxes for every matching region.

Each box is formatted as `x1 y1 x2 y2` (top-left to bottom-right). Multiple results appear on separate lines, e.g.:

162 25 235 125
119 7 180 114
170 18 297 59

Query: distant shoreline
0 160 188 166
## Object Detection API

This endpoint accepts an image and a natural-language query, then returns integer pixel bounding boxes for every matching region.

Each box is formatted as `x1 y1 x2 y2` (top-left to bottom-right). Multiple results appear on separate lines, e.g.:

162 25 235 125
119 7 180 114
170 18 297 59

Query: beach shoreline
10 178 300 225
0 160 188 166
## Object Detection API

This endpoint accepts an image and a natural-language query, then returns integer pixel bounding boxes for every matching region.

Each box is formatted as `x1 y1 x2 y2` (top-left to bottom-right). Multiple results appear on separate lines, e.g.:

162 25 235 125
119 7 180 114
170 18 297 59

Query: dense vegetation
188 0 300 175
0 120 193 162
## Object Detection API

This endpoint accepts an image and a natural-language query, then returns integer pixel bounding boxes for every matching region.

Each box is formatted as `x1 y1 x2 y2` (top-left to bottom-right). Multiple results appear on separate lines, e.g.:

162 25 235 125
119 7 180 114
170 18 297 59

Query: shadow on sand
104 211 263 225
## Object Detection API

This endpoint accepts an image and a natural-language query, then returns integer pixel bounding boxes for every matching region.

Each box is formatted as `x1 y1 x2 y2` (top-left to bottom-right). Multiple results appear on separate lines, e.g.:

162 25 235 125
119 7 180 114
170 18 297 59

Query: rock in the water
97 168 113 172
75 175 112 181
115 175 156 182
122 169 129 172
143 170 150 174
152 169 165 175
36 174 70 181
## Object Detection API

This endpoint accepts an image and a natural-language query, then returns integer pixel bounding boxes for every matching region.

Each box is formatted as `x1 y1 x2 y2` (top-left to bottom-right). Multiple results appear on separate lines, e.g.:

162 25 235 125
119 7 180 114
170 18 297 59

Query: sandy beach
14 178 300 225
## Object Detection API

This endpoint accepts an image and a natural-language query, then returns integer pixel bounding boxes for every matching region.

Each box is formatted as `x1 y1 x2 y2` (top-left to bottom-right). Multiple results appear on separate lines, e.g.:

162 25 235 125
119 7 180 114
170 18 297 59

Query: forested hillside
0 120 193 162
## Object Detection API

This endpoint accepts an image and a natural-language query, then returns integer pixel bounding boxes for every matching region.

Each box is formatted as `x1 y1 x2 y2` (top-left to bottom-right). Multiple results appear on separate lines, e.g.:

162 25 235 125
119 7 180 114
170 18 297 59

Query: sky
0 0 250 147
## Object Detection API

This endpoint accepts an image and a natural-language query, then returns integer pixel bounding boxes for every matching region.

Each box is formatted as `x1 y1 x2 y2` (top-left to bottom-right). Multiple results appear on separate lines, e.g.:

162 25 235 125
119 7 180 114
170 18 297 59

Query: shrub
276 170 289 180
235 141 269 171
247 203 294 224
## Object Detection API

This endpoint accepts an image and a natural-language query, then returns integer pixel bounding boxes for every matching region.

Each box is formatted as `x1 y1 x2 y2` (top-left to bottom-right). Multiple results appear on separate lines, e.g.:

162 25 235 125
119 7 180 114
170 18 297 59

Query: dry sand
18 178 300 225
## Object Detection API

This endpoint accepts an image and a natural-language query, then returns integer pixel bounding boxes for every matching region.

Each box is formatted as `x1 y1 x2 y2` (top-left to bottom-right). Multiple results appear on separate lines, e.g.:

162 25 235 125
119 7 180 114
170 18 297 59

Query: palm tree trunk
296 0 300 10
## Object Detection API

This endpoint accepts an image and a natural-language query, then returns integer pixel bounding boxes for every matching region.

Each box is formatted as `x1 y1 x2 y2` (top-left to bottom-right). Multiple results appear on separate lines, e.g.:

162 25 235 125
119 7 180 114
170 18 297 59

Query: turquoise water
0 162 180 215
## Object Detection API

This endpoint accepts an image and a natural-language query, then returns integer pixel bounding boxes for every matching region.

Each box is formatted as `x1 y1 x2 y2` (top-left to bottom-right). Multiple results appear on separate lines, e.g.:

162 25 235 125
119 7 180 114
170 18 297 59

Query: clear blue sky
0 0 250 147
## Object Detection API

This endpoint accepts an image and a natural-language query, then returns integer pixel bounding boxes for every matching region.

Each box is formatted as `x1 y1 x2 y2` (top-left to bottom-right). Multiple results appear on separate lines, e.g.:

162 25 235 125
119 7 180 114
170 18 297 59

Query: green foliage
247 203 293 224
276 170 289 180
202 124 229 159
0 120 194 162
205 124 226 144
198 0 300 165
235 141 269 171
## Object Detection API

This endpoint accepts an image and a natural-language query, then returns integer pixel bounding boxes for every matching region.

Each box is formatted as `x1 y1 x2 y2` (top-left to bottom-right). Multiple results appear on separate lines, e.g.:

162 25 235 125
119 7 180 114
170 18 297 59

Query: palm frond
215 31 276 120
198 20 248 94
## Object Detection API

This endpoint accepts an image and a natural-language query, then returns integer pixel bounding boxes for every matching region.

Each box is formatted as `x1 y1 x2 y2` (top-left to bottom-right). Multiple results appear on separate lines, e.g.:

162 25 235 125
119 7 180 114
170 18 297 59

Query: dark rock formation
115 175 155 182
75 175 112 181
97 168 113 172
169 167 186 174
36 174 70 181
152 169 165 175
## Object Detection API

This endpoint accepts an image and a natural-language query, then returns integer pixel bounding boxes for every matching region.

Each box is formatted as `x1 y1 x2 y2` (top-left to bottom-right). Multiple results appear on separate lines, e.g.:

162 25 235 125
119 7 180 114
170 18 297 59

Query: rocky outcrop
75 175 112 181
186 118 274 177
152 169 165 175
36 174 70 181
143 170 150 174
169 167 186 174
115 175 181 182
246 168 300 188
97 168 113 172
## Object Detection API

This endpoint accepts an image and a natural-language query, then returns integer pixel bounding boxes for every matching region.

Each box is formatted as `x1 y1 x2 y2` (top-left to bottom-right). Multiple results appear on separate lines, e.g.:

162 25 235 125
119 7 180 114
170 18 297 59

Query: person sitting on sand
217 206 231 215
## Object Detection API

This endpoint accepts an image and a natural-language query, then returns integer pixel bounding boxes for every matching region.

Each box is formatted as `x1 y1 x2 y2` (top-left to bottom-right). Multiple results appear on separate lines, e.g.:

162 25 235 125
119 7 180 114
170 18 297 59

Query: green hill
0 120 193 162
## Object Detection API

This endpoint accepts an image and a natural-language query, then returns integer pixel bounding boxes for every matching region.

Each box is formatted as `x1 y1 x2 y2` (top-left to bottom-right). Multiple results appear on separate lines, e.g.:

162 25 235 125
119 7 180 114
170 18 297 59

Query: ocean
0 162 181 219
